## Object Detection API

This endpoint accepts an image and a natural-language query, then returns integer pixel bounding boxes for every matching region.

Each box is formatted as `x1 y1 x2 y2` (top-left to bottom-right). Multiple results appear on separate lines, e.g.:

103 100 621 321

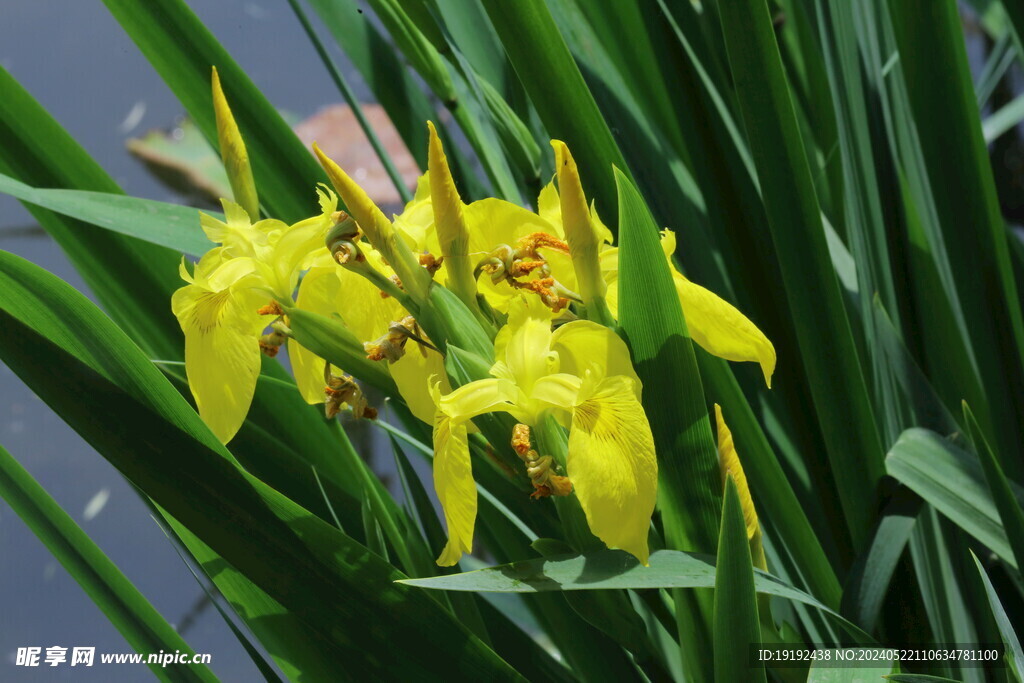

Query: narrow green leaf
478 0 630 223
890 0 1024 477
0 250 519 679
616 167 719 680
399 549 872 641
963 403 1024 573
841 488 920 632
972 552 1024 681
886 429 1022 569
717 0 884 546
807 660 895 682
0 444 216 683
714 478 766 683
885 675 962 683
0 172 212 256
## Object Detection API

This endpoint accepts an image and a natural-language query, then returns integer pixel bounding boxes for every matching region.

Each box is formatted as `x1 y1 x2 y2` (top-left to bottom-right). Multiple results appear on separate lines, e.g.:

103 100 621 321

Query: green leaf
717 0 884 547
0 66 182 361
886 429 1022 569
477 0 630 222
0 172 213 256
885 676 963 683
714 478 766 683
0 444 217 683
616 167 720 679
963 403 1024 574
399 549 872 640
971 552 1024 681
889 0 1024 477
840 488 920 632
100 0 327 222
807 659 895 682
0 250 518 680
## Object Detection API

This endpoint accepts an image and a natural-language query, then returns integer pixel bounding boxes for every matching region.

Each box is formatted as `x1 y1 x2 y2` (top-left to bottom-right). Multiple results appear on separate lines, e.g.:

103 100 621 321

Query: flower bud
428 121 478 311
211 67 259 221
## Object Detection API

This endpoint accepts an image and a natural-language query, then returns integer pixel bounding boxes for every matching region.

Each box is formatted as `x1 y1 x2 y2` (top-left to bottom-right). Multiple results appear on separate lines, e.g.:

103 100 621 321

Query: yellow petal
551 140 605 302
436 377 520 422
715 404 766 570
433 412 476 566
427 121 467 258
674 273 776 388
550 319 642 401
537 179 562 229
211 67 259 220
171 282 265 443
567 374 657 565
390 345 451 424
493 295 557 392
290 266 341 404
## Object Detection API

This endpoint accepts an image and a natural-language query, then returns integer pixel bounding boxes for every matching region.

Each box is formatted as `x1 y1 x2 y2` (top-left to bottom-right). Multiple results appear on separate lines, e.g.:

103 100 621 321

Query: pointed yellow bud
427 121 477 311
715 404 767 570
211 67 259 220
551 141 613 325
313 142 431 301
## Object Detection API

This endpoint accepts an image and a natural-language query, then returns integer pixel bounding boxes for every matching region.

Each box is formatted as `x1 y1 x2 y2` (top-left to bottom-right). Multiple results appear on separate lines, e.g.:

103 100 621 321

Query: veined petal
673 273 776 388
172 283 265 443
551 320 642 401
567 374 657 565
433 412 476 566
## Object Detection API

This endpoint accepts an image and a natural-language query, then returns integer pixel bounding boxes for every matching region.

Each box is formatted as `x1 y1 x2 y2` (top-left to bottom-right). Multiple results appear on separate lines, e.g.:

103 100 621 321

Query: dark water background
0 2 372 679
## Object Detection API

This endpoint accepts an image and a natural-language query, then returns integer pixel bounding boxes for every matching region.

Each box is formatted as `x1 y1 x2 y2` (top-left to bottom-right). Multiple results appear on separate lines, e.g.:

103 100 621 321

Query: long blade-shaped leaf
0 444 216 682
0 250 518 680
714 479 766 683
717 0 884 547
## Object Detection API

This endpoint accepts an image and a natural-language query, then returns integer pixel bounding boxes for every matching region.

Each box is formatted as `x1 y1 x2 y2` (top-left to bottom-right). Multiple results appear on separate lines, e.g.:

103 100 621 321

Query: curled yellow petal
211 67 259 220
715 404 766 570
551 140 606 304
567 374 658 565
433 412 476 566
313 143 430 300
390 345 451 425
674 274 776 388
661 230 776 387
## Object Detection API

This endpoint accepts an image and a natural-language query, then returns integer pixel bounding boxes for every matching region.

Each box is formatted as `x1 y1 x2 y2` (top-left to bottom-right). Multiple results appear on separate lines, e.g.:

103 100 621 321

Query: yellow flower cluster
172 78 774 566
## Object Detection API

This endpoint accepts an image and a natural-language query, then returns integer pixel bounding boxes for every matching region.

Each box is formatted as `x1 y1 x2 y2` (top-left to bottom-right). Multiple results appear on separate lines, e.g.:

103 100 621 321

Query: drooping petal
171 282 265 443
567 374 657 565
658 230 776 388
432 412 475 566
551 319 642 401
673 273 776 388
715 404 766 570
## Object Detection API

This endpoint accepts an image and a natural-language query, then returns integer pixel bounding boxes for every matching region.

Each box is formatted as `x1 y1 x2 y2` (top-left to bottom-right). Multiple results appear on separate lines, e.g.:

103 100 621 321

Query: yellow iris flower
431 295 657 566
172 190 336 443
